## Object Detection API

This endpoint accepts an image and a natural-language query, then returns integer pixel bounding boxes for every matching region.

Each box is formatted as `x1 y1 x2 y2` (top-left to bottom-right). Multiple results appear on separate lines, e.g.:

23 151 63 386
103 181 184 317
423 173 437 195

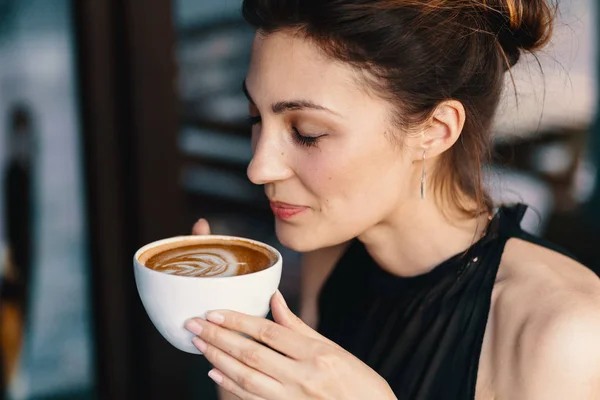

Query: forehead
245 31 370 108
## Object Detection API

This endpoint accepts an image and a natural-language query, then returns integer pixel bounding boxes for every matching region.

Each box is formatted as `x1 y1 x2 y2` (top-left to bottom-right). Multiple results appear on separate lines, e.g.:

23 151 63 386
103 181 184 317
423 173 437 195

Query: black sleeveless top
317 204 576 400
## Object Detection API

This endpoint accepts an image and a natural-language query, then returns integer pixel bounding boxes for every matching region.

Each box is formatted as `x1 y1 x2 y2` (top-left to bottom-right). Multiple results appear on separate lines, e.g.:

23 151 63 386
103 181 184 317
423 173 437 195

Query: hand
185 291 396 400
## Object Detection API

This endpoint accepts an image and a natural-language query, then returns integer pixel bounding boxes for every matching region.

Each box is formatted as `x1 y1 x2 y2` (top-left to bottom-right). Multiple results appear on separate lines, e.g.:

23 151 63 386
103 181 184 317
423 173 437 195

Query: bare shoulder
498 237 600 314
498 238 600 315
493 238 600 399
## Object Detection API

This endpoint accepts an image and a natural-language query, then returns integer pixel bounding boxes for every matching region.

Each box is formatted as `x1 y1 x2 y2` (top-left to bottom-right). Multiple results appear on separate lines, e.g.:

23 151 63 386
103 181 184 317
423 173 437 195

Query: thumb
192 218 211 235
271 290 342 349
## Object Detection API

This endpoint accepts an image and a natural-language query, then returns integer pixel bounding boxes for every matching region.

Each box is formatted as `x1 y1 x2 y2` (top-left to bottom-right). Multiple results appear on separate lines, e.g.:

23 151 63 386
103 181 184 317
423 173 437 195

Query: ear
419 100 465 158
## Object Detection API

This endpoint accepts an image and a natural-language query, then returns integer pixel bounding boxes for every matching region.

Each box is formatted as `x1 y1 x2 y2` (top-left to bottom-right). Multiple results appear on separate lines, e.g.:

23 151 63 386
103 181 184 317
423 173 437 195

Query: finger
270 291 344 350
270 291 318 336
193 337 283 399
208 369 266 400
200 309 313 360
192 218 211 235
185 319 295 381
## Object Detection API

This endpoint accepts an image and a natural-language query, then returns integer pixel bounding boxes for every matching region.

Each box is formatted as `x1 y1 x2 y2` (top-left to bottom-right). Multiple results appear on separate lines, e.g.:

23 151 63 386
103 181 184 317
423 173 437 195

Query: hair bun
483 0 555 67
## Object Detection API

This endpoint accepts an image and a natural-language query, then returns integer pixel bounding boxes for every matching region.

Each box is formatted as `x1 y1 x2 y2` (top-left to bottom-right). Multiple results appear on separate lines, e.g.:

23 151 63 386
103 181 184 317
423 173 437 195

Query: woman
185 0 600 399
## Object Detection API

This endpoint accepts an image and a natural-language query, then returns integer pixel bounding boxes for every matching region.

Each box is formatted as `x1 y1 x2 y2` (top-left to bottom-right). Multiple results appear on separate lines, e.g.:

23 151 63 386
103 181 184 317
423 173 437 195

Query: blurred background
0 0 598 399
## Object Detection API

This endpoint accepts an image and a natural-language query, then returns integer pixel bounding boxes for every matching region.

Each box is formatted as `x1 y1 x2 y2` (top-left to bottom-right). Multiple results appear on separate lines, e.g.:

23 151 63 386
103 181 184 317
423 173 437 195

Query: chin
274 220 321 253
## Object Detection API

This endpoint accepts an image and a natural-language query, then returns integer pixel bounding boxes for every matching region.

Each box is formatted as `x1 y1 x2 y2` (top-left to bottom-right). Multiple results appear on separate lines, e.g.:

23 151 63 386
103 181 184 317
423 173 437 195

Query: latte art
156 248 246 277
143 240 275 277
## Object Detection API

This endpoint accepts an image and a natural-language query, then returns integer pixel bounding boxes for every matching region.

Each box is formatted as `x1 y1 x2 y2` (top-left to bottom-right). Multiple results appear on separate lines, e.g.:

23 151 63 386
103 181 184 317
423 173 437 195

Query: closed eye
292 128 327 148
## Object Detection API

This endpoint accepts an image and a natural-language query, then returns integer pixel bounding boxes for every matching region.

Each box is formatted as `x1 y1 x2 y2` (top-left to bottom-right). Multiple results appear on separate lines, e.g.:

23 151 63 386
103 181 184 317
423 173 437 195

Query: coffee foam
139 237 277 278
152 246 244 277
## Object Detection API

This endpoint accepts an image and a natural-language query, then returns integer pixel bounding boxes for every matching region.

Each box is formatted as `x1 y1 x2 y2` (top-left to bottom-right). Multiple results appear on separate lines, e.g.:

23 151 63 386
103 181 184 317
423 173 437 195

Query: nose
247 130 293 185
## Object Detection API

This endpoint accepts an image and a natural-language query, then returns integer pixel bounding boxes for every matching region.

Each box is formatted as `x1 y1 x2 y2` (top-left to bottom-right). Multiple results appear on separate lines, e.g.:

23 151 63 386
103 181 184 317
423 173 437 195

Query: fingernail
206 312 225 324
208 369 223 384
193 337 208 353
277 290 288 308
184 319 204 335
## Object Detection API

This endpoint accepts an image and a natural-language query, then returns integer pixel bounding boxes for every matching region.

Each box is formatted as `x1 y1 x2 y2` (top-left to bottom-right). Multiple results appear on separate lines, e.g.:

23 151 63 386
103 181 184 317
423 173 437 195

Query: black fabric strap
499 203 580 262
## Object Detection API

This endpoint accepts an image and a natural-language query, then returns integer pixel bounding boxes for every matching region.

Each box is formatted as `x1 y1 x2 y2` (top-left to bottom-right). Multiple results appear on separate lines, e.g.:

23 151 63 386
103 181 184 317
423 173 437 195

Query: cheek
299 143 407 215
295 152 354 207
276 140 409 250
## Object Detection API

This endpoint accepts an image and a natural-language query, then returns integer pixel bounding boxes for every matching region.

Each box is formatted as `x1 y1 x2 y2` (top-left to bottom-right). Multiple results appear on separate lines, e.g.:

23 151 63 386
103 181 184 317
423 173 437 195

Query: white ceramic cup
134 235 283 354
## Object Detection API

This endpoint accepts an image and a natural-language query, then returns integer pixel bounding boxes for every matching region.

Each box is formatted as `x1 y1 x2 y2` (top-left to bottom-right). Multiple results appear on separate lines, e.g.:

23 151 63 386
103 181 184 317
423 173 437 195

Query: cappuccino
141 239 276 277
134 235 283 353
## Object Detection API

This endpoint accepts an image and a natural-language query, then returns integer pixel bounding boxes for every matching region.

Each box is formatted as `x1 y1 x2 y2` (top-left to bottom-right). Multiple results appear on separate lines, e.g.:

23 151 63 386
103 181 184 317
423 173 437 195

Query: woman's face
245 31 421 252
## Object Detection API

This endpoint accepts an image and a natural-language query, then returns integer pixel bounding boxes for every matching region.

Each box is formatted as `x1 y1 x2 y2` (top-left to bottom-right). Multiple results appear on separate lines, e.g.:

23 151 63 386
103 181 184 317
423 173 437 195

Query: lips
269 201 309 220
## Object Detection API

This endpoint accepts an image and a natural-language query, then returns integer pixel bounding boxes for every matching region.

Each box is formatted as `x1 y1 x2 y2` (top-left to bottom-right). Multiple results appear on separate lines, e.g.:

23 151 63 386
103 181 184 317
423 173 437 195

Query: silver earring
420 150 427 200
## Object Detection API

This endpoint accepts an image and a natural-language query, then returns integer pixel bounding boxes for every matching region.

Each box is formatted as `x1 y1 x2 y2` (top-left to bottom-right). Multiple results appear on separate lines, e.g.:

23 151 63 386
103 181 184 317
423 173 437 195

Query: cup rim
133 235 282 281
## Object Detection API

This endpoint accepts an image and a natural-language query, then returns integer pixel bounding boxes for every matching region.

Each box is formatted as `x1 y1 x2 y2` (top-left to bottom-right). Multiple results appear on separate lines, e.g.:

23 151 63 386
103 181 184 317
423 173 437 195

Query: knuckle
257 324 280 343
227 313 242 328
237 373 258 393
300 348 341 396
206 347 224 366
206 346 219 362
313 349 340 372
203 346 216 362
239 348 260 367
301 381 322 398
204 325 218 342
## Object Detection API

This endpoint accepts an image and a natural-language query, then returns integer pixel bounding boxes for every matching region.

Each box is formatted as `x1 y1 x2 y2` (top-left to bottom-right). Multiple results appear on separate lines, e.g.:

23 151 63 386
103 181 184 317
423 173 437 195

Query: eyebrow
242 80 340 116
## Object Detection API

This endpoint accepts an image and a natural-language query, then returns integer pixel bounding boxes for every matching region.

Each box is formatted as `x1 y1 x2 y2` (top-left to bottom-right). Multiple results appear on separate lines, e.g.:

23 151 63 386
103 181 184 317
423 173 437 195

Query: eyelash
246 116 325 148
246 116 262 126
292 127 320 148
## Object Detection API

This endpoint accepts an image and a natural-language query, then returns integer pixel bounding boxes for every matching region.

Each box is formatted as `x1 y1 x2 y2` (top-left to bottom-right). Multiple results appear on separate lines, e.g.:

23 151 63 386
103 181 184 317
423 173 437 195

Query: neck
357 198 490 278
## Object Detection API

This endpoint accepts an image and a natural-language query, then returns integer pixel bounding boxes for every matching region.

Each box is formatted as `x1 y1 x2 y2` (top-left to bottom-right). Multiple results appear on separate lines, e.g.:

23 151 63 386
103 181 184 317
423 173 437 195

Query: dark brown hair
242 0 555 217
